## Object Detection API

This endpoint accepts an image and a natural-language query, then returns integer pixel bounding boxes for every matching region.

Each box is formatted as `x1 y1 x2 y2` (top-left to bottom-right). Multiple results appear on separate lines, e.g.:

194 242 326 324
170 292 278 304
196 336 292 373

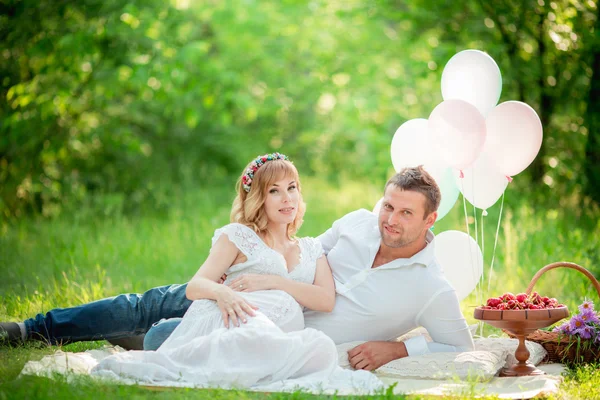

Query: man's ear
425 211 437 228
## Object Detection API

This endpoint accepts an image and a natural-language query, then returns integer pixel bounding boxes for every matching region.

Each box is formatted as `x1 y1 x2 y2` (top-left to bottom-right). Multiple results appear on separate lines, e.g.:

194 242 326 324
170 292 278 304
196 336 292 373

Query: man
1 166 474 370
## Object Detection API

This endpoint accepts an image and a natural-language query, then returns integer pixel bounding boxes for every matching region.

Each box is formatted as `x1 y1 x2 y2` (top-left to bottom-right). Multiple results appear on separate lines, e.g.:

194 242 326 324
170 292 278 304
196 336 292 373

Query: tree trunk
529 8 548 183
584 16 600 205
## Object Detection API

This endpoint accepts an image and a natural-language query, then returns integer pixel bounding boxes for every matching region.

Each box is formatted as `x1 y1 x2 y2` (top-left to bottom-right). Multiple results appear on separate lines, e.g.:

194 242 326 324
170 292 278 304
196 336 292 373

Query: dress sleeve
211 223 261 260
403 289 475 356
305 237 324 262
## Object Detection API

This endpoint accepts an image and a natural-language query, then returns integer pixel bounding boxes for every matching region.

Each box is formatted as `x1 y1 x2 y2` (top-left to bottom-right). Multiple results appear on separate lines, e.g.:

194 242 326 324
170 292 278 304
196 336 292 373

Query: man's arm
316 221 340 255
404 289 474 356
349 289 474 370
318 209 374 254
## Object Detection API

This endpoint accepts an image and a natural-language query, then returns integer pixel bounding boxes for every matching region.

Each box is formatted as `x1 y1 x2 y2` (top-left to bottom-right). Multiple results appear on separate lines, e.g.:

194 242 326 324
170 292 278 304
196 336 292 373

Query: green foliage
1 0 599 217
0 1 421 218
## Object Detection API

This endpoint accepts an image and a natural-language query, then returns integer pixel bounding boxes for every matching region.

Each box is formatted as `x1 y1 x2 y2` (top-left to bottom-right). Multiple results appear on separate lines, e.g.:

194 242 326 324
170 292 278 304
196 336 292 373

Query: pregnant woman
90 153 382 393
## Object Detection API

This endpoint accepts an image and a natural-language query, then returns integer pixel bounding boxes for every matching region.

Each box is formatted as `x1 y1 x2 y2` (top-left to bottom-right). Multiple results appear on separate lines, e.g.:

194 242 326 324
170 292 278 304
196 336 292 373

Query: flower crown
242 152 289 193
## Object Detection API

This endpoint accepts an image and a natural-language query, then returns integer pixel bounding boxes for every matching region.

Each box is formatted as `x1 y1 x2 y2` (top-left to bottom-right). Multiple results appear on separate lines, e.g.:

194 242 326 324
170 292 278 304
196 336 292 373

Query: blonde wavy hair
230 158 305 240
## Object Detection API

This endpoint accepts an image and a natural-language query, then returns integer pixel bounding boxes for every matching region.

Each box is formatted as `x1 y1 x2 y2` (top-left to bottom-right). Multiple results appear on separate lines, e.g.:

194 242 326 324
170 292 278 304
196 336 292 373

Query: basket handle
526 262 600 298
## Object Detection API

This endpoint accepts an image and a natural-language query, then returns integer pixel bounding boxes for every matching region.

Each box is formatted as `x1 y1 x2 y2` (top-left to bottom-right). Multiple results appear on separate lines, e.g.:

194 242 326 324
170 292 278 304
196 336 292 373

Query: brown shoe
107 334 145 350
0 322 22 345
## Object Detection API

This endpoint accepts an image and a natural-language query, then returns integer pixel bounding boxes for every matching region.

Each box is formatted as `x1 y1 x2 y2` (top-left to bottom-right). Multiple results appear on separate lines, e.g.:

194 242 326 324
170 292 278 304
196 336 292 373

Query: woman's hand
229 274 282 293
214 286 259 328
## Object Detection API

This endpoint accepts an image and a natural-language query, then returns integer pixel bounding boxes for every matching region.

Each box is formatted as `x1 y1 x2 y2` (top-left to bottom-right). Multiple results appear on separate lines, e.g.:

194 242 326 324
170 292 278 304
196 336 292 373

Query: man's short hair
385 166 441 217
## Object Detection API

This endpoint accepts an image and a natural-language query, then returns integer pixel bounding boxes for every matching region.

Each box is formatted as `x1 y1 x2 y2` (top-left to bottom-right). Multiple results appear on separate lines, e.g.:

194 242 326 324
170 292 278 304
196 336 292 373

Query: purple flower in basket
580 309 600 325
575 325 595 340
570 314 587 332
553 322 572 334
578 300 594 313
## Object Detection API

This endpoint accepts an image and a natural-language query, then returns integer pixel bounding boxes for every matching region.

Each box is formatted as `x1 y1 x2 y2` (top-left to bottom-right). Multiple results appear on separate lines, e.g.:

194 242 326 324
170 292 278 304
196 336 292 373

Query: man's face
378 186 437 248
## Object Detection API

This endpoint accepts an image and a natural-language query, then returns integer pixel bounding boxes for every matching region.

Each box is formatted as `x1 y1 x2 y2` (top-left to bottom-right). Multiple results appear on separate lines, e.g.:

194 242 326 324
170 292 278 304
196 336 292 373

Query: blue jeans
143 318 183 350
24 284 191 345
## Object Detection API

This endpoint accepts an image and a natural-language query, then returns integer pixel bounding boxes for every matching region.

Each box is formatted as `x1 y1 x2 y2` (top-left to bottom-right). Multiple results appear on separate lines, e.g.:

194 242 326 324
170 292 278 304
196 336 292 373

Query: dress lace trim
212 224 321 285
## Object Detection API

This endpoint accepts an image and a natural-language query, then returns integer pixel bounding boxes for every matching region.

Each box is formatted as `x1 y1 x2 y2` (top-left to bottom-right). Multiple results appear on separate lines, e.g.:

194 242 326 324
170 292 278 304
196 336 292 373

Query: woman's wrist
269 275 285 290
213 282 232 298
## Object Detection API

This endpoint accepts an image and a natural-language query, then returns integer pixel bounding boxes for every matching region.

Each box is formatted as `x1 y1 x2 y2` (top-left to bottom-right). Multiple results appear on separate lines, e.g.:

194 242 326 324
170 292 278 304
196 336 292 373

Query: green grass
1 176 599 399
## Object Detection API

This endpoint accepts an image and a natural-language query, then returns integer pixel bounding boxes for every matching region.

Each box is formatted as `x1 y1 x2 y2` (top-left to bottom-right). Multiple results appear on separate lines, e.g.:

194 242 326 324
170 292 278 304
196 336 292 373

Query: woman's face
263 175 299 227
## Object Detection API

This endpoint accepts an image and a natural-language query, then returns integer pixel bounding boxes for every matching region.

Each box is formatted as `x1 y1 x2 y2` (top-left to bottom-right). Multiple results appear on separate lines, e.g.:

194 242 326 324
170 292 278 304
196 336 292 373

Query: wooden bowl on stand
474 306 569 377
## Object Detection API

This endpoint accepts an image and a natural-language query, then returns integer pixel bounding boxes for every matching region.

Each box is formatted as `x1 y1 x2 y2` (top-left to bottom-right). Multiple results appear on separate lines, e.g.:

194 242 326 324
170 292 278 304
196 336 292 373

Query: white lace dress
90 223 383 393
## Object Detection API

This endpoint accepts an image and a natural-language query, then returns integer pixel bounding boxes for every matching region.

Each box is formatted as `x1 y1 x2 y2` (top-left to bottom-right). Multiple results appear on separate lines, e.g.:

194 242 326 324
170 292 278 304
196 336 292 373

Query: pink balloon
483 101 543 177
454 151 509 211
429 100 487 171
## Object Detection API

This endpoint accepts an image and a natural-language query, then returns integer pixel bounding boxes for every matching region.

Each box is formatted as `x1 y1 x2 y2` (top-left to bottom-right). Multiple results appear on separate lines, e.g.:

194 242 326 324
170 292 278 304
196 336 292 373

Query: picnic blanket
19 344 565 398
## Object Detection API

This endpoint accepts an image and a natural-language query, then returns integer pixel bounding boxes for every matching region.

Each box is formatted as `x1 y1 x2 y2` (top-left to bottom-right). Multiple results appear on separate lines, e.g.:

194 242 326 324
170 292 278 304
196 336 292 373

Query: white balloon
434 230 483 301
454 152 509 211
432 166 460 221
390 118 432 172
441 50 502 117
373 197 383 215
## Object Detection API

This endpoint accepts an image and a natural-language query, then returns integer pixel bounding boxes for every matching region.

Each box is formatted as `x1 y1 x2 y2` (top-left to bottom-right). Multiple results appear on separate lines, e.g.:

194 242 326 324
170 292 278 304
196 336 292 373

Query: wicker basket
509 262 600 364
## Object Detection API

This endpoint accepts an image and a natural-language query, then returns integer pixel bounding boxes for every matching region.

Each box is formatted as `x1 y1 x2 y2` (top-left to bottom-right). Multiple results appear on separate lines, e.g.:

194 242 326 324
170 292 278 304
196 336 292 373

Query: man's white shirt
304 209 474 356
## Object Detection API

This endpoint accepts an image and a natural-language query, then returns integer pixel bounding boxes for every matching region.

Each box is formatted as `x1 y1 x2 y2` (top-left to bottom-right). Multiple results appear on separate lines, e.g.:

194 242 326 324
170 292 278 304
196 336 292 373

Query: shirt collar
375 229 436 270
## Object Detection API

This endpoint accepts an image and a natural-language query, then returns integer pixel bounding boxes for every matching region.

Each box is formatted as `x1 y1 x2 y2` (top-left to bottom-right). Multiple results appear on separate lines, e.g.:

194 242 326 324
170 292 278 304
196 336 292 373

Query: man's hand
348 341 408 371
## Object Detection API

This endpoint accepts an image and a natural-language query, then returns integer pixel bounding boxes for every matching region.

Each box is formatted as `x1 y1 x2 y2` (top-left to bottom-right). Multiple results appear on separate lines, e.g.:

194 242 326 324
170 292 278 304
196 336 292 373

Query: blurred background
1 0 599 220
1 0 599 317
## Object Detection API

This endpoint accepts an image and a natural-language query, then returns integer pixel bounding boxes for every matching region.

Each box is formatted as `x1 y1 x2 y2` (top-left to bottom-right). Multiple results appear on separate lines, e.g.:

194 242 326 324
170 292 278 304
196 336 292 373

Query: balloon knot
506 176 513 183
482 210 488 216
459 170 464 179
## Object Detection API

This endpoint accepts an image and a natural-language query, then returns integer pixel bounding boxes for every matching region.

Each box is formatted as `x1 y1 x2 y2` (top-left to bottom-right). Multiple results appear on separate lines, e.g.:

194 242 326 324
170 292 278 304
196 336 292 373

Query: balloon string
470 169 482 316
487 190 506 294
472 171 478 248
479 208 486 337
459 177 479 309
469 169 486 338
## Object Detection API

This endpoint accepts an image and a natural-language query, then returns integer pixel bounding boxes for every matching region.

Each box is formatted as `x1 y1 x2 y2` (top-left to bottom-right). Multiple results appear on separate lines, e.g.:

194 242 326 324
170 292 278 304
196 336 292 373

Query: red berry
502 292 517 301
531 293 543 305
487 298 502 308
506 299 519 309
516 293 528 303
